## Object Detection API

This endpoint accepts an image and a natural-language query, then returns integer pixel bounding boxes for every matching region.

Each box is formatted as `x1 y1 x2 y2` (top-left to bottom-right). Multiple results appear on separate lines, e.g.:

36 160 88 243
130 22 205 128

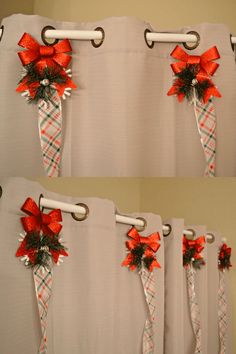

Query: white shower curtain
0 177 164 354
1 14 236 176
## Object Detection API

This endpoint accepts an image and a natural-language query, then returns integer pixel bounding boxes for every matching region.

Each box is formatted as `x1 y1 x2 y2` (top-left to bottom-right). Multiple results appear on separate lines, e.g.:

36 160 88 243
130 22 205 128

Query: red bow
167 45 221 103
122 227 161 272
18 33 72 69
126 227 160 252
21 197 62 236
183 235 205 259
219 243 231 258
219 243 232 270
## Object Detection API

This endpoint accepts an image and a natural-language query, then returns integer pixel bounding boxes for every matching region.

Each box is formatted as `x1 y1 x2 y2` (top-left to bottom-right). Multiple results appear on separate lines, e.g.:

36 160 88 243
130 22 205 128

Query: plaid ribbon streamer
38 90 62 177
193 96 216 177
186 266 202 354
218 270 227 354
140 267 156 354
33 265 53 354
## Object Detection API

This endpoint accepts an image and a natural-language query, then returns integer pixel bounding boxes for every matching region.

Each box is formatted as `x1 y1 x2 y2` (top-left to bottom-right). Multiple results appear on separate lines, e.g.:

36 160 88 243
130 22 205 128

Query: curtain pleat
1 15 236 176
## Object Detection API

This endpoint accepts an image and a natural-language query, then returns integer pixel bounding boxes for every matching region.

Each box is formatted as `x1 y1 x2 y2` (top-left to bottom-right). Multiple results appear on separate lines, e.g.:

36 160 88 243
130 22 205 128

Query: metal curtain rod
40 197 214 241
0 27 235 44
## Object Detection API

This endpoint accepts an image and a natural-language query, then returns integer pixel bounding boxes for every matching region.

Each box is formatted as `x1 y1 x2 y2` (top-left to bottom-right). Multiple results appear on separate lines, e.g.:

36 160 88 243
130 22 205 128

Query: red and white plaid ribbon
218 270 227 354
38 91 62 177
193 95 216 177
140 267 156 354
186 266 202 354
33 265 53 354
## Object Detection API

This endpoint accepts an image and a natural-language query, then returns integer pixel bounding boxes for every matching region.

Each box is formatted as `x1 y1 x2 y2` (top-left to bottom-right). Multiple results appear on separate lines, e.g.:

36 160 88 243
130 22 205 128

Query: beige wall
35 177 236 353
0 0 33 22
33 0 236 33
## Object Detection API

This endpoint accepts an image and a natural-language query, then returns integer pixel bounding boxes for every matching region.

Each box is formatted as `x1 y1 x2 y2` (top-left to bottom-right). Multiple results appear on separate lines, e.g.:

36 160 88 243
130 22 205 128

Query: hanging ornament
167 45 221 177
183 234 206 269
16 33 77 177
218 243 232 271
122 227 161 354
183 234 206 354
218 242 232 354
16 197 68 354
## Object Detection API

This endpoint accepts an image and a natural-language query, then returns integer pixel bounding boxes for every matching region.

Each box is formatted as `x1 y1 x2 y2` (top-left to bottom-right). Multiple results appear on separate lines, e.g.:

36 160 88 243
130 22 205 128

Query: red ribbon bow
126 227 160 252
219 243 231 258
21 197 62 236
183 235 205 259
167 45 221 103
122 227 161 272
18 33 72 69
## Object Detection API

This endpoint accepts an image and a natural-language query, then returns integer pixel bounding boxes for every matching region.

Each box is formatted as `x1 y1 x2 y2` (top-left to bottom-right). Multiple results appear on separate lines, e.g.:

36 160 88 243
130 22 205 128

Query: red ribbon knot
21 197 62 236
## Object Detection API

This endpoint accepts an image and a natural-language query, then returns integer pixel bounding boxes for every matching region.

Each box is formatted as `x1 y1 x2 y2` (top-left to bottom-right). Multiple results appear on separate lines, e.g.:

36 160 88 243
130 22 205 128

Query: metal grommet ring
0 185 2 199
71 203 89 221
0 25 4 42
185 228 196 240
134 217 147 232
206 233 215 244
38 193 44 212
41 25 59 46
163 224 172 237
230 34 235 52
91 27 105 48
183 31 200 50
144 28 154 49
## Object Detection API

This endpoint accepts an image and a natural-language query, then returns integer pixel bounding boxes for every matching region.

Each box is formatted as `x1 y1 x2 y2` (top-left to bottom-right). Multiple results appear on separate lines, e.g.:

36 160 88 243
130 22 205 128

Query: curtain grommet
206 233 215 244
41 25 59 46
134 217 147 232
0 25 4 42
91 27 105 48
38 193 45 212
71 203 89 221
183 31 200 50
163 224 172 237
230 34 235 52
144 28 154 49
185 228 196 240
0 185 2 199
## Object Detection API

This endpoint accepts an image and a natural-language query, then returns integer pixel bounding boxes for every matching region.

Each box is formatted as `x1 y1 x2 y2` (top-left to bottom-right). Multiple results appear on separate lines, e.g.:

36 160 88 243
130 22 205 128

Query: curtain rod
40 197 214 241
0 28 234 44
43 29 236 44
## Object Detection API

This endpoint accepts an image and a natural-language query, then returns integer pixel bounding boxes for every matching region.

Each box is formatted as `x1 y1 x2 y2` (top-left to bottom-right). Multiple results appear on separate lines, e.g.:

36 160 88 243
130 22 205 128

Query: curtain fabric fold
1 15 236 176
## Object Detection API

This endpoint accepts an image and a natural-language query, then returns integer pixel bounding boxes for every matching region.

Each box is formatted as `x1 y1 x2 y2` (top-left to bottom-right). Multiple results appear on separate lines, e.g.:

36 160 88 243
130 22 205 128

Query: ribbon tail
186 266 202 354
218 271 227 354
33 265 53 354
193 92 216 177
140 267 155 354
38 90 62 177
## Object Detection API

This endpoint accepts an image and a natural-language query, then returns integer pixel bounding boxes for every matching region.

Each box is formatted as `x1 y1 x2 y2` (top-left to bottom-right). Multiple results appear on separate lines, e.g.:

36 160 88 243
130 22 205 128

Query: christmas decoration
16 33 77 177
183 234 206 354
218 243 232 271
183 235 206 269
122 227 161 272
167 45 221 177
122 227 161 354
16 197 68 354
218 242 232 354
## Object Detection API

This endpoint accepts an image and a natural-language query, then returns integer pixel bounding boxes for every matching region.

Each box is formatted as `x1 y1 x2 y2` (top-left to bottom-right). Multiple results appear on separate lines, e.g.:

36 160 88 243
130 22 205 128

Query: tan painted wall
35 177 236 352
0 0 33 22
33 0 236 33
